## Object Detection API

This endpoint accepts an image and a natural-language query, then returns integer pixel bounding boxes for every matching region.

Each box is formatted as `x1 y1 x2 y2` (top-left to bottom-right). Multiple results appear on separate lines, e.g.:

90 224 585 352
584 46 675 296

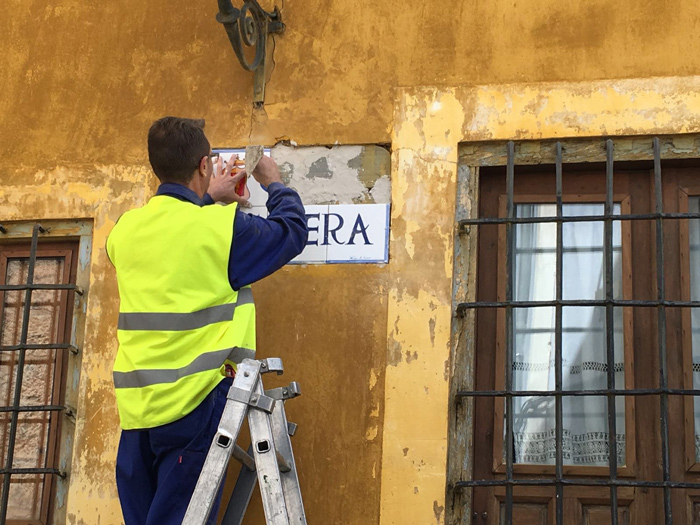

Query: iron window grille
450 137 700 524
0 224 83 525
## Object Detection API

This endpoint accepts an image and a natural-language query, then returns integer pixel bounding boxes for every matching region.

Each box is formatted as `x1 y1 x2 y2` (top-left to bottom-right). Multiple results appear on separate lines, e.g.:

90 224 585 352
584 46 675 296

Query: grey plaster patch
347 153 364 172
278 162 294 185
307 157 333 179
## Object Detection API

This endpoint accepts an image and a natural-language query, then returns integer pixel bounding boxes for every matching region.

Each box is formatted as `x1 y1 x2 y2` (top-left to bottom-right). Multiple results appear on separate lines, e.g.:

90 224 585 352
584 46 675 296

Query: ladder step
232 444 255 472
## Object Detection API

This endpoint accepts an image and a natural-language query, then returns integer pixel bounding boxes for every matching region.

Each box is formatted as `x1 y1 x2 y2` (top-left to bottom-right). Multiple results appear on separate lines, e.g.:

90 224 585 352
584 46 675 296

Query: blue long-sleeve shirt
156 182 308 290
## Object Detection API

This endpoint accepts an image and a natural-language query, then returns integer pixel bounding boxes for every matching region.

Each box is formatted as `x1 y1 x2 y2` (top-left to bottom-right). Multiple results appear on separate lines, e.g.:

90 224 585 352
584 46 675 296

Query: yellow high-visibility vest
106 195 255 430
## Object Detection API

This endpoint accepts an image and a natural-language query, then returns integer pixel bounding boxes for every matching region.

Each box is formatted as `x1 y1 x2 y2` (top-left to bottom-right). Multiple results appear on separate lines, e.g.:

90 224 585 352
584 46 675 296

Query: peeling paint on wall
272 144 391 204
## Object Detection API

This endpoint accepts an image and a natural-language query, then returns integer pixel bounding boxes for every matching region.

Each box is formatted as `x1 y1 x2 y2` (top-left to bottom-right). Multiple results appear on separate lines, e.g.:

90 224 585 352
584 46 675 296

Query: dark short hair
147 117 210 184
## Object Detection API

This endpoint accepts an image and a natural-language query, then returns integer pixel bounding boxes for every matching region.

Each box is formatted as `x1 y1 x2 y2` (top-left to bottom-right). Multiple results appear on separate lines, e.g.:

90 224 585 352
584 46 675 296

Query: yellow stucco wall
382 78 700 525
4 0 700 524
5 0 700 158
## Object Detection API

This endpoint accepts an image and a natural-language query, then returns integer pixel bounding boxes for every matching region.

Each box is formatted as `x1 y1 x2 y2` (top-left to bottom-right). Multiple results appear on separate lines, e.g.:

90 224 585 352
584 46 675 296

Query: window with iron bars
0 223 88 525
448 135 700 524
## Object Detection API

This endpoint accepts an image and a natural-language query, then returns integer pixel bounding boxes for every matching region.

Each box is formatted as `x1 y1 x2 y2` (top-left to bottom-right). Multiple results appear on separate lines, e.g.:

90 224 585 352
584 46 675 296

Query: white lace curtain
510 203 626 467
688 198 700 461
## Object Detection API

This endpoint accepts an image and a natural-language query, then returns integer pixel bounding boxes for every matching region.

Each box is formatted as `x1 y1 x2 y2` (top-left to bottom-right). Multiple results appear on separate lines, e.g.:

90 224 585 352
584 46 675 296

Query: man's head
147 117 212 186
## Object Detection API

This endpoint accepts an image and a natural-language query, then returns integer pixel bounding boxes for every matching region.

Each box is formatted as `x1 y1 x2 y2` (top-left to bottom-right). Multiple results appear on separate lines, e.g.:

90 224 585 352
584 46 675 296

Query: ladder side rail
270 400 307 524
248 379 290 525
182 360 263 525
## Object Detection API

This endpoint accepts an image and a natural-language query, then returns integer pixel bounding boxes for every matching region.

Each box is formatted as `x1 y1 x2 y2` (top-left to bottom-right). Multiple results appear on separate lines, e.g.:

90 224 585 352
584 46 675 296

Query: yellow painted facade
3 0 700 523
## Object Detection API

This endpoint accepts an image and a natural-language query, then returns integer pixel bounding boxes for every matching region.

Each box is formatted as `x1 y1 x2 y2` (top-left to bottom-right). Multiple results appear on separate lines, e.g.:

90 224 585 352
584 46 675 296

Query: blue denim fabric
116 378 233 525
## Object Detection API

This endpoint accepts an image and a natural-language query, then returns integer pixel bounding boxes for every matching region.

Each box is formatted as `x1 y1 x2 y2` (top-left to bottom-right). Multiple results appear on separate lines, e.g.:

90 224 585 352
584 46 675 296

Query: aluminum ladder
182 358 306 525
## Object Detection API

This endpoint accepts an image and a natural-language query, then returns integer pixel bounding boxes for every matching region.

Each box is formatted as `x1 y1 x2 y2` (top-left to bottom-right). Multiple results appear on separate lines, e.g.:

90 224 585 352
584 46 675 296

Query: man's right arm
208 155 307 289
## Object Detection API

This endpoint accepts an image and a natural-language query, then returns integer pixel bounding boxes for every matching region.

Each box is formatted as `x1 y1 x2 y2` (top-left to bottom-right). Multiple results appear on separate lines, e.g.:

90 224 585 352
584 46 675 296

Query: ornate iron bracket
216 0 285 105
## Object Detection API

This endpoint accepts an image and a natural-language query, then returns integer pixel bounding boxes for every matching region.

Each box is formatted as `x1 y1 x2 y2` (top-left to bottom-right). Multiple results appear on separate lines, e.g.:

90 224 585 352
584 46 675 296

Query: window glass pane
689 197 700 462
1 256 66 522
510 203 625 467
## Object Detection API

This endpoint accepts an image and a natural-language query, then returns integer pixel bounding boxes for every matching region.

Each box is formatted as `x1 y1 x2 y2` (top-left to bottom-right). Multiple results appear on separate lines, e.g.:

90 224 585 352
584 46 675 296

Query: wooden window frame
0 243 78 525
0 221 91 525
447 134 700 525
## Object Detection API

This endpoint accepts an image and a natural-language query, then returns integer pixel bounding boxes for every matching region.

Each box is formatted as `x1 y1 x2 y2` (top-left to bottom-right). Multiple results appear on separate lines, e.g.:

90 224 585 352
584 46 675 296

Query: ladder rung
275 450 291 473
232 444 256 471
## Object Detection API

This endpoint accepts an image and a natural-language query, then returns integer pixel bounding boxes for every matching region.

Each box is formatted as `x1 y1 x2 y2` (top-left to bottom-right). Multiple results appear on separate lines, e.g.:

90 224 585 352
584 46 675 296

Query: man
106 116 308 525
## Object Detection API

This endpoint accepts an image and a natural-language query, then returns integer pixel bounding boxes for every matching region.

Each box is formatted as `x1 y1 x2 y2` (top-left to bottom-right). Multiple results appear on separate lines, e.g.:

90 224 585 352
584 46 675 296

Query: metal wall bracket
215 0 285 106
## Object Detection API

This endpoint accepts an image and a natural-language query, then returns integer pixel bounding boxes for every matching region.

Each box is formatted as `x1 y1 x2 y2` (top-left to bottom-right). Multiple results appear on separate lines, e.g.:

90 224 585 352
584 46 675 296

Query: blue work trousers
116 378 232 525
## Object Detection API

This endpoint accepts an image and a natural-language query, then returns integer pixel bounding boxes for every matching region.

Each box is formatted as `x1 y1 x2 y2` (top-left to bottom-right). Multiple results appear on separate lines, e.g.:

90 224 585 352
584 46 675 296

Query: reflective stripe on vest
112 346 255 388
107 196 256 430
117 287 254 331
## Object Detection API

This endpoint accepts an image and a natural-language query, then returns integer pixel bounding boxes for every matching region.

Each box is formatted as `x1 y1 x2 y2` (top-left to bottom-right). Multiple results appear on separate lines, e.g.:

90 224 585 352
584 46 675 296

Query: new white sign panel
295 204 390 264
213 149 270 208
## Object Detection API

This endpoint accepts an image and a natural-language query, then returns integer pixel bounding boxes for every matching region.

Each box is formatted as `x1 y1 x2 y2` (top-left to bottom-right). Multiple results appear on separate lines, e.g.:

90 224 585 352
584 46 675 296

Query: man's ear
198 157 207 178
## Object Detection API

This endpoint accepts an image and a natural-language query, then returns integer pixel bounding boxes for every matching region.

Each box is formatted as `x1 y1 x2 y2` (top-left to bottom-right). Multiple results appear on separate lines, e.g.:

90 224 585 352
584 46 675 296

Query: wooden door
471 163 700 523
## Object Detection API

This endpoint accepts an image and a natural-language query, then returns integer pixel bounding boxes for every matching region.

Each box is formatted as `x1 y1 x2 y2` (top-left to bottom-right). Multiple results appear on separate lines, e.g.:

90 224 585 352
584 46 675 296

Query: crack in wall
393 147 458 166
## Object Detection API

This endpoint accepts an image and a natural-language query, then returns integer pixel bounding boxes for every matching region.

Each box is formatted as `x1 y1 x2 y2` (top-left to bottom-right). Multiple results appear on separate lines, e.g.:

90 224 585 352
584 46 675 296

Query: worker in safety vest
106 116 308 525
